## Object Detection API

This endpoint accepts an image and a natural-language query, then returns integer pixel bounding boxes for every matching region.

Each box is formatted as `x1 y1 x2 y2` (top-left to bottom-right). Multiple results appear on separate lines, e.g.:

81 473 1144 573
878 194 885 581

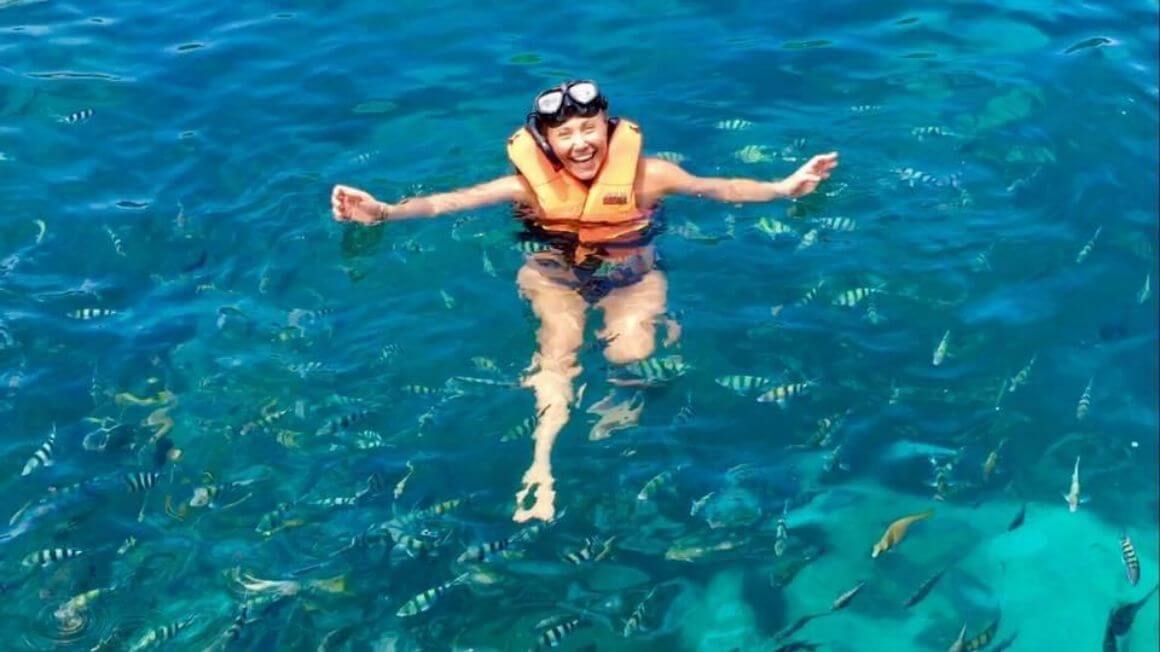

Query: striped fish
21 425 56 476
353 430 386 449
623 588 657 637
562 536 616 565
391 529 442 558
440 289 455 309
537 618 586 648
393 460 415 500
449 375 518 388
513 239 552 254
309 495 360 508
58 108 93 124
471 356 501 373
735 144 773 163
795 228 819 251
288 361 325 378
756 216 795 238
833 285 882 307
774 502 790 557
932 330 951 366
715 374 774 397
690 491 714 517
1120 532 1140 586
104 225 126 256
795 280 826 306
255 501 303 536
902 568 946 608
652 151 687 163
816 216 856 231
1138 273 1151 305
56 586 114 620
457 535 515 564
911 125 954 140
1076 377 1093 420
389 497 468 529
67 307 117 320
124 471 160 493
395 574 468 617
963 615 1000 651
241 406 290 436
380 344 401 363
637 470 676 501
831 580 865 611
402 384 440 396
804 412 845 448
616 354 690 386
501 415 538 442
756 380 815 406
127 616 195 652
316 408 371 436
22 547 84 567
1008 355 1036 392
190 479 255 508
714 118 752 130
1075 226 1102 264
850 105 881 113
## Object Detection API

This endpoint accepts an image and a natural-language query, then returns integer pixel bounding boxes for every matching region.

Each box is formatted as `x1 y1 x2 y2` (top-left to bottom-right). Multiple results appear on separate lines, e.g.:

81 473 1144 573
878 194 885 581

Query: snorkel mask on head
526 80 613 168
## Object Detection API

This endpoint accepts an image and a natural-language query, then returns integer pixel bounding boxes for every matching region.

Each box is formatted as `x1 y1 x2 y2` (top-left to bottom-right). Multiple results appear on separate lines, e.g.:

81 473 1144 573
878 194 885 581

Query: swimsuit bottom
525 246 658 304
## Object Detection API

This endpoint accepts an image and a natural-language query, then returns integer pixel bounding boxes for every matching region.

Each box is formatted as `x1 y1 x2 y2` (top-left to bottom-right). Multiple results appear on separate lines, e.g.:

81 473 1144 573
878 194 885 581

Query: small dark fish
1106 583 1159 637
181 250 208 273
831 581 865 611
904 568 946 608
537 618 586 649
1120 532 1140 586
774 613 823 642
773 643 820 652
58 108 93 124
964 614 1000 651
1064 36 1113 54
1007 504 1025 531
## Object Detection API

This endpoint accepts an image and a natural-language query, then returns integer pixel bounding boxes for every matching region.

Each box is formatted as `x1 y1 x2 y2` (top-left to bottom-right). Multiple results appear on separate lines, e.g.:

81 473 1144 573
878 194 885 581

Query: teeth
572 153 594 163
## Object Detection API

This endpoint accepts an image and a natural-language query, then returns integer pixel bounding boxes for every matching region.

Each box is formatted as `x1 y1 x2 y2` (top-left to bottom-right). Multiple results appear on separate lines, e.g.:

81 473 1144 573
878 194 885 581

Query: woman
331 80 838 522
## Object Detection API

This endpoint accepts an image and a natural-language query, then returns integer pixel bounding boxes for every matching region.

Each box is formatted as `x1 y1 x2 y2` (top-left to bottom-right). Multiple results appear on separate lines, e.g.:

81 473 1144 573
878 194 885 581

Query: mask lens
568 82 599 105
535 90 565 116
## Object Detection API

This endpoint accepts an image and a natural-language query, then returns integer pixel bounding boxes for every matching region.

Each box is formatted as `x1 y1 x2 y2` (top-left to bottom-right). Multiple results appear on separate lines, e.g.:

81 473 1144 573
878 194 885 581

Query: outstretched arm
331 175 529 224
649 152 838 203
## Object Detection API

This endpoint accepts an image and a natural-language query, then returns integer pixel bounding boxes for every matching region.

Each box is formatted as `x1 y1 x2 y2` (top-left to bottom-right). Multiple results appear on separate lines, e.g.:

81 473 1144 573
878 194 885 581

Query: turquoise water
1 0 1158 650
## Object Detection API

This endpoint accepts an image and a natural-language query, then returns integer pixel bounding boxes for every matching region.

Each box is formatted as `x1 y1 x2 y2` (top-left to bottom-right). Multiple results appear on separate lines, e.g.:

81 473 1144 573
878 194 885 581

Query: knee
603 326 656 365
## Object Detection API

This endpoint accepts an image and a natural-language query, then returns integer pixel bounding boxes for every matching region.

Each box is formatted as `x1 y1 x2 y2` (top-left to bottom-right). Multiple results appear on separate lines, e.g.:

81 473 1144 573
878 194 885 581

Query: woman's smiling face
545 111 609 181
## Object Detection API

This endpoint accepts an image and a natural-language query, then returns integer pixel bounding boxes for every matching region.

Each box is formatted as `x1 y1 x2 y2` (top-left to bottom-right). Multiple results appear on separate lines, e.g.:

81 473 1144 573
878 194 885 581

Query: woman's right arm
331 175 529 224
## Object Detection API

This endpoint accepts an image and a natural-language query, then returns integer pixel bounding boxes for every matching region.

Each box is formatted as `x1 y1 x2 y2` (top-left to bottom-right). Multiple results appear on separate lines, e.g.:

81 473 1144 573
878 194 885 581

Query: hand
330 184 386 224
778 152 839 198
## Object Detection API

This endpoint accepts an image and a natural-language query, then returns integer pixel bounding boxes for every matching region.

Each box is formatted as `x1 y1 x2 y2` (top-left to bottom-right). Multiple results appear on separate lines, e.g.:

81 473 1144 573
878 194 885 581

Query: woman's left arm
647 152 838 202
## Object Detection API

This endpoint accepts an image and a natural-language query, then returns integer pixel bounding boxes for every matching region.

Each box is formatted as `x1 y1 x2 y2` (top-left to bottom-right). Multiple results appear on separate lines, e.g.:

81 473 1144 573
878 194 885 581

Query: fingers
330 186 347 220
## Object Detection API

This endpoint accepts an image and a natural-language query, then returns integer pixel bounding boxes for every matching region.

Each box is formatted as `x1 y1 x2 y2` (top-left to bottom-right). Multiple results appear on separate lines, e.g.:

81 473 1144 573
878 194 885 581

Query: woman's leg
595 269 669 365
512 259 588 523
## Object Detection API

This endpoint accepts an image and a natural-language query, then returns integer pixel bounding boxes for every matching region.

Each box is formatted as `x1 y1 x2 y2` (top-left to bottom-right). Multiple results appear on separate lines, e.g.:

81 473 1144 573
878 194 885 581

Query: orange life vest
507 118 648 243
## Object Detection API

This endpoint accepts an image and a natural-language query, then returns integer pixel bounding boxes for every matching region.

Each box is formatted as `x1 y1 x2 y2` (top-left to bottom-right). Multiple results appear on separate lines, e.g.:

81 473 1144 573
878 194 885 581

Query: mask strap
526 113 564 170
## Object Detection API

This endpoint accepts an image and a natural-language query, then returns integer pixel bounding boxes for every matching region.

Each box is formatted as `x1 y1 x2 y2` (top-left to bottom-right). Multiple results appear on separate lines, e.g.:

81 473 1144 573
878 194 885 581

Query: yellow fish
872 509 934 558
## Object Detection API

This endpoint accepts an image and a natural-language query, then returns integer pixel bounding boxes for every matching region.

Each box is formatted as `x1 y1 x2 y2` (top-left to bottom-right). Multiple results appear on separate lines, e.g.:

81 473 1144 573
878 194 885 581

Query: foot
513 464 556 523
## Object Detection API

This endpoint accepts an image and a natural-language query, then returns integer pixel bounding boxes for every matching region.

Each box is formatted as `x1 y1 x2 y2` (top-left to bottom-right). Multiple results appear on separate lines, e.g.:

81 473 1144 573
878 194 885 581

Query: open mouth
570 151 596 164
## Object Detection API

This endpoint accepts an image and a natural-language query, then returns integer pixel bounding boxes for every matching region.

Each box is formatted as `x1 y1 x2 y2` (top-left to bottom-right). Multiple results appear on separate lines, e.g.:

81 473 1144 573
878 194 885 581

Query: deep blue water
0 0 1157 650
